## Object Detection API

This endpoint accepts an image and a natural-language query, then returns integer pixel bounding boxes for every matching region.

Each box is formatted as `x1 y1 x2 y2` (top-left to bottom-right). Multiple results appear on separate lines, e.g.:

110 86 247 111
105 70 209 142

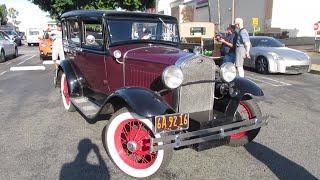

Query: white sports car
244 36 311 74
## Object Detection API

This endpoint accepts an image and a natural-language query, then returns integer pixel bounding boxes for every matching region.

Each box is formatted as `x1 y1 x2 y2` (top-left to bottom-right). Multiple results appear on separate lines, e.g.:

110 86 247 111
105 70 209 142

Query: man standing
218 25 236 64
234 18 251 77
51 22 65 69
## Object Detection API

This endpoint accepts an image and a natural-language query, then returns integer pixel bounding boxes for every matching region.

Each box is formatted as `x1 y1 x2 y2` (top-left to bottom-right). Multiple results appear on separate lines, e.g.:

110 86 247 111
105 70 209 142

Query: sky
271 0 320 37
0 0 52 32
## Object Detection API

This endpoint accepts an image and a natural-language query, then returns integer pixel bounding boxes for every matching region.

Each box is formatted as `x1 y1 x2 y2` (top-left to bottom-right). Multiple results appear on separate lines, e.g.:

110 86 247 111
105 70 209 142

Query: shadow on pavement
245 142 317 180
59 138 110 180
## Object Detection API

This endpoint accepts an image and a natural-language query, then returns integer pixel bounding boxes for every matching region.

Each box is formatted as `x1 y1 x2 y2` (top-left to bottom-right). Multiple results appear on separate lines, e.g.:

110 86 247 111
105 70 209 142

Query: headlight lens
162 65 184 89
220 62 237 82
268 52 283 60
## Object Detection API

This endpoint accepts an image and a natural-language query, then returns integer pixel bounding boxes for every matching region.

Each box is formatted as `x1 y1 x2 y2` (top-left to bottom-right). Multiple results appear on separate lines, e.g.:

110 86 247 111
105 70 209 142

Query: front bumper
150 116 268 152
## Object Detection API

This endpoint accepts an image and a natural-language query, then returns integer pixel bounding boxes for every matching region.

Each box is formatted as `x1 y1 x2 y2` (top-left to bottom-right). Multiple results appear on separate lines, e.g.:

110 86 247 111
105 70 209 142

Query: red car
55 10 267 178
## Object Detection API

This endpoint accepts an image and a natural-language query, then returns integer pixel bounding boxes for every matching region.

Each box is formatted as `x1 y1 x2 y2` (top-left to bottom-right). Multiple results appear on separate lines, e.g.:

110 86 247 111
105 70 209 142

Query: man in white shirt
51 23 65 69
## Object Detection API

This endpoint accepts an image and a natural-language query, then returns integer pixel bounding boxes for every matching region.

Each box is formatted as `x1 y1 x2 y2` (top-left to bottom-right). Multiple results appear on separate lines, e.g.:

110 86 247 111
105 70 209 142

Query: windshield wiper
158 17 175 38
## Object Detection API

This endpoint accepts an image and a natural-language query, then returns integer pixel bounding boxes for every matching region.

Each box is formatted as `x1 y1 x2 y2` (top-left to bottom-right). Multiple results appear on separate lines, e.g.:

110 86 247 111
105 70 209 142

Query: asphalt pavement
0 45 319 180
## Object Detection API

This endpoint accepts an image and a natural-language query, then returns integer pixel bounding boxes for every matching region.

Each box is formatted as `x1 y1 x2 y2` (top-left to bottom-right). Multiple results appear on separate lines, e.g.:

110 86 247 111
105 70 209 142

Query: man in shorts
51 22 65 69
234 18 251 77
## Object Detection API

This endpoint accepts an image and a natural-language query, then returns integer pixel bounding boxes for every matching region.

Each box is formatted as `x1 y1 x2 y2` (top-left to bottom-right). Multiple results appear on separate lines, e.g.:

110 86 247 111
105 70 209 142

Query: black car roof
61 10 177 21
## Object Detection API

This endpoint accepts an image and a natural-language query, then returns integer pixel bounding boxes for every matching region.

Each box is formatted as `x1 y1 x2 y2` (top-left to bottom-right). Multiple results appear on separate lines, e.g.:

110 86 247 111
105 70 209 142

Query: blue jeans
223 52 236 64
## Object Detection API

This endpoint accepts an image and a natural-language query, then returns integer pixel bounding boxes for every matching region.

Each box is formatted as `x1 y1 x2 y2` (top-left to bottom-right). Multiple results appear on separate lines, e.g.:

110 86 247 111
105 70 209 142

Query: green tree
0 4 8 25
8 7 19 26
30 0 155 19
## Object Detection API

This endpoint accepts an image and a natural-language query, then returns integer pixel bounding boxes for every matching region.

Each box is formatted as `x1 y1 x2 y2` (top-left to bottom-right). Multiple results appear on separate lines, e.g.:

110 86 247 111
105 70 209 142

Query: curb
309 64 320 75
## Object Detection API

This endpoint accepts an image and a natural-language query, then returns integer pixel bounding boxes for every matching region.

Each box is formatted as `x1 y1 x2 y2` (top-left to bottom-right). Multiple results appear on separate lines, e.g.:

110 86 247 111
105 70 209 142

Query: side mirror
86 35 96 45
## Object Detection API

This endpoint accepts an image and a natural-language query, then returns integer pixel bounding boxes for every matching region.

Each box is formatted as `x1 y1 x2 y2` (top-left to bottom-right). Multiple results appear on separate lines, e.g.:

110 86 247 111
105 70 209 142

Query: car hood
118 44 191 65
253 47 309 60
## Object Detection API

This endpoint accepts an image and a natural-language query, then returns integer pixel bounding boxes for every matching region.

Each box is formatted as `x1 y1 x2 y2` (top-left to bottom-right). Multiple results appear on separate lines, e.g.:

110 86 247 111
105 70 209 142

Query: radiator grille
177 56 215 113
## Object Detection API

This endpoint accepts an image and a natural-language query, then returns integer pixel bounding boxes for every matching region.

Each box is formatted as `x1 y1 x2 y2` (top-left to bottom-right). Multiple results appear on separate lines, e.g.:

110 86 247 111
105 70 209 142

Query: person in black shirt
217 25 237 64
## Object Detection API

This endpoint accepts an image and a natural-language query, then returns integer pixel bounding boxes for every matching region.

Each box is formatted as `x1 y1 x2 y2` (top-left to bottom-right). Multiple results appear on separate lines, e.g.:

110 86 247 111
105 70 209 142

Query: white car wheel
60 73 75 112
103 108 171 178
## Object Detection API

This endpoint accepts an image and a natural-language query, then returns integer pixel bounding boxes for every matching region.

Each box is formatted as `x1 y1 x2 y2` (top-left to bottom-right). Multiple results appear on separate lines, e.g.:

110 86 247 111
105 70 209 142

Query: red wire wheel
62 76 71 106
114 119 158 169
230 101 254 139
103 108 171 178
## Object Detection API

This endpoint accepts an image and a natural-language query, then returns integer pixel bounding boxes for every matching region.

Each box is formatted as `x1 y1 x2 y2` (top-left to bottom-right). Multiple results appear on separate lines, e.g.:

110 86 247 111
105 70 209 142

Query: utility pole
232 0 235 24
208 0 212 22
217 0 221 31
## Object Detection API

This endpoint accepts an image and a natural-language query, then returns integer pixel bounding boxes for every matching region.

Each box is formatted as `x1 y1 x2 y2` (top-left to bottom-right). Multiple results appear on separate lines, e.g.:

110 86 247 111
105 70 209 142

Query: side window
0 33 4 40
62 20 68 41
82 19 103 49
69 19 81 44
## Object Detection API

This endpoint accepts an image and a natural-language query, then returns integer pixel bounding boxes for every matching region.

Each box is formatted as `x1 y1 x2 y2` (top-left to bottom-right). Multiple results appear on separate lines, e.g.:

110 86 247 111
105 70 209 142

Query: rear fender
55 59 82 97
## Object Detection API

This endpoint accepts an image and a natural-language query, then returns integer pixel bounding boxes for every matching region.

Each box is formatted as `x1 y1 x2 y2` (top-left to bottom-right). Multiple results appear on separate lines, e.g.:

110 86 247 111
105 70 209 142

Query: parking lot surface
0 46 319 179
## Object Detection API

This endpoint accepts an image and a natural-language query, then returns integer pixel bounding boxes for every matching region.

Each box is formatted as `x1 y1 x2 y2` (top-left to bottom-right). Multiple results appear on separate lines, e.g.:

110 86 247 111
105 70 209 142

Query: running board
150 116 268 152
71 97 101 119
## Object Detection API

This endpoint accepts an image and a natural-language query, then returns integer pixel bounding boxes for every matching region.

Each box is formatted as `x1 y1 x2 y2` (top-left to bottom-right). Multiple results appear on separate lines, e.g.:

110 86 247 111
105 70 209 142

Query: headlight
220 62 236 82
268 52 283 60
162 65 184 89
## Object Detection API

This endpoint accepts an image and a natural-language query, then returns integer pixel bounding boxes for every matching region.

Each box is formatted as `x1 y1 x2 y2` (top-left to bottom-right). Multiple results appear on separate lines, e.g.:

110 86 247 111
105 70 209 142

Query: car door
0 33 12 55
71 17 110 94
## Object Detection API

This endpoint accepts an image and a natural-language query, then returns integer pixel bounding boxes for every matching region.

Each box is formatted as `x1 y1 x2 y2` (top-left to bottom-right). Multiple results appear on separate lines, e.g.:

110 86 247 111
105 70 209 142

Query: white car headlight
220 62 237 82
268 52 283 60
162 65 184 89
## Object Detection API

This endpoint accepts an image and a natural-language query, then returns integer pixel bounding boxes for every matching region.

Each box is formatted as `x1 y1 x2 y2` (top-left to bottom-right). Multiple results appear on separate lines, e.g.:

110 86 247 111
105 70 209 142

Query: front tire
60 73 75 112
227 99 261 147
255 57 269 74
102 108 172 178
0 50 5 63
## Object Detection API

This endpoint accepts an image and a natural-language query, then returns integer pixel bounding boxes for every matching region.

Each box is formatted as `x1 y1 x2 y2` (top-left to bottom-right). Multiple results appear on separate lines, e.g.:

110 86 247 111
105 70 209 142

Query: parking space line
247 73 292 86
0 71 7 76
247 76 282 87
10 66 46 71
43 61 54 65
17 55 36 66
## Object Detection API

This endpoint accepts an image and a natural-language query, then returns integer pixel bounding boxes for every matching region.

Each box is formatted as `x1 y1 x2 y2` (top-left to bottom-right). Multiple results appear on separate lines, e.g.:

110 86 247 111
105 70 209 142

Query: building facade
156 0 319 37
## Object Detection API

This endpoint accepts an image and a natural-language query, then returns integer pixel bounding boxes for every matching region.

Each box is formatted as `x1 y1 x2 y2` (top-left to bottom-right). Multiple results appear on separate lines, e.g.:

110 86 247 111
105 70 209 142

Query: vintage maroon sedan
56 10 268 178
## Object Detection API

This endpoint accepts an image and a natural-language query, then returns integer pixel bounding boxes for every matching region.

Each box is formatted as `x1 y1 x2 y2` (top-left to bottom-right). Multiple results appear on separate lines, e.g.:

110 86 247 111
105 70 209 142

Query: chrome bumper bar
150 116 268 152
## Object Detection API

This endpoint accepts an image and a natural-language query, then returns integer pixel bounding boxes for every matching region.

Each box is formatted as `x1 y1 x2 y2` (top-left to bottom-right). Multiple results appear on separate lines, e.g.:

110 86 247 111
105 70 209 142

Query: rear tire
227 99 261 147
255 57 269 74
102 108 172 178
60 73 75 112
14 47 18 58
0 50 5 63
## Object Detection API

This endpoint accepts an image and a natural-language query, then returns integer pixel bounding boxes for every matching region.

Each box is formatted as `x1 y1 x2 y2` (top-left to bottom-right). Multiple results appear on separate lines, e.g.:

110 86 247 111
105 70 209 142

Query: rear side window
69 20 81 44
82 19 103 49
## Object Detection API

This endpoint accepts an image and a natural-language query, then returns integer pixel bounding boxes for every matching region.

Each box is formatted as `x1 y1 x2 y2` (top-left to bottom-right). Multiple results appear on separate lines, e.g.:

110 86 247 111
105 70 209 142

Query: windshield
250 37 283 47
107 19 179 45
4 31 17 36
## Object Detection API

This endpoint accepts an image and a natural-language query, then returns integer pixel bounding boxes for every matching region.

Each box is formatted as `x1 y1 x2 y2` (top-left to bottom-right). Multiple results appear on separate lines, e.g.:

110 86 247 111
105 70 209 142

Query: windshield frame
105 17 180 47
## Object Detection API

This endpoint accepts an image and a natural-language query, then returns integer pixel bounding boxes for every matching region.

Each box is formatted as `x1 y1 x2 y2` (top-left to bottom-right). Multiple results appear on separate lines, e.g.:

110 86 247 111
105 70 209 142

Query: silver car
0 31 18 63
244 36 311 74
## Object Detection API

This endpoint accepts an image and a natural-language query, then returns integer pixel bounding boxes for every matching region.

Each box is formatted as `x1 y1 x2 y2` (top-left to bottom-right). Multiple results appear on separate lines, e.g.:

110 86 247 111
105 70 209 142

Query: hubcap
230 101 254 139
127 141 137 152
114 119 158 169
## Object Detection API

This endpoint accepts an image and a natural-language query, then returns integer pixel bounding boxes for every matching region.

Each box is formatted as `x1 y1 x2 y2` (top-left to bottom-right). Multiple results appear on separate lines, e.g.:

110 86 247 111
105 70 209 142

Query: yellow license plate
155 113 189 133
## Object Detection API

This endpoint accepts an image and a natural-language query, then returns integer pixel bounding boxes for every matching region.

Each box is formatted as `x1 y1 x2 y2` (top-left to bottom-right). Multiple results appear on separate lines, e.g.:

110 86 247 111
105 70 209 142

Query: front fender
233 77 264 98
223 77 264 122
106 87 174 118
55 59 82 97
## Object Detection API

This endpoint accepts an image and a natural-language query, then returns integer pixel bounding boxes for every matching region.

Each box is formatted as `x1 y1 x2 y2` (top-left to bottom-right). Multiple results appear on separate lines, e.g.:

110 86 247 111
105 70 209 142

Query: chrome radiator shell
175 55 215 113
